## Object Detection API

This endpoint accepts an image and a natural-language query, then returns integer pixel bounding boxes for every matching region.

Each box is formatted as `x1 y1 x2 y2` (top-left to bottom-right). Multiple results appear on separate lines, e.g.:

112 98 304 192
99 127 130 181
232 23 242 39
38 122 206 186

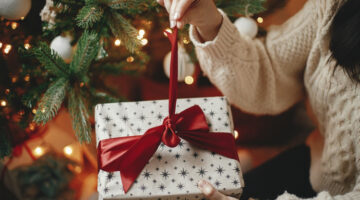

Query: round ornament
163 44 195 82
0 0 31 20
50 35 73 62
234 17 258 39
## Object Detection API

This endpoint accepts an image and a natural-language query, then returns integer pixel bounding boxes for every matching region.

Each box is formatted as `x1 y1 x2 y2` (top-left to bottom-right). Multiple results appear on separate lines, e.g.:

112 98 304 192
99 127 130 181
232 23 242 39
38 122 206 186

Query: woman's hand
198 180 239 200
156 0 223 41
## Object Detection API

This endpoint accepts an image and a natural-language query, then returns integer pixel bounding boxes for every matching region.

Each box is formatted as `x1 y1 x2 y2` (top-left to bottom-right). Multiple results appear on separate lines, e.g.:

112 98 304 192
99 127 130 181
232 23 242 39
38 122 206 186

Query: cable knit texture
189 0 360 199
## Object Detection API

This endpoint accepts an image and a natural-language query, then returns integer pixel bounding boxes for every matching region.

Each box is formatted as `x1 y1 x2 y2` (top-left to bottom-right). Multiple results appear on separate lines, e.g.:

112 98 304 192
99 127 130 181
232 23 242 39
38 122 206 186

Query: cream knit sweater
189 0 360 199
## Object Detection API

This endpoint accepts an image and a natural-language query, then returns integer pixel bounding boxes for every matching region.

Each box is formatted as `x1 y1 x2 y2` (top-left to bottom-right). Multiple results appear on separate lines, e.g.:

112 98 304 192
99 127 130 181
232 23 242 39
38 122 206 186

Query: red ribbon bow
97 28 239 193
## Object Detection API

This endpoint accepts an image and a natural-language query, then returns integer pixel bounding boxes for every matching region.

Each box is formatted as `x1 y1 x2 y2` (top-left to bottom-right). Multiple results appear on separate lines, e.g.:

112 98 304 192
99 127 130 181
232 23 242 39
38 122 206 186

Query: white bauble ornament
0 0 31 20
50 36 73 62
234 17 258 39
163 44 195 82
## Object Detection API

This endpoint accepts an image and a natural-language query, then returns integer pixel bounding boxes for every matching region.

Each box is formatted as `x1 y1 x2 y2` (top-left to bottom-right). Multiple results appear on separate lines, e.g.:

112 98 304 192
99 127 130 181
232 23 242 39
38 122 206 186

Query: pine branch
32 42 70 77
108 12 141 53
70 31 99 73
22 82 50 109
76 5 104 29
102 0 145 10
216 0 266 17
33 78 69 125
68 89 91 143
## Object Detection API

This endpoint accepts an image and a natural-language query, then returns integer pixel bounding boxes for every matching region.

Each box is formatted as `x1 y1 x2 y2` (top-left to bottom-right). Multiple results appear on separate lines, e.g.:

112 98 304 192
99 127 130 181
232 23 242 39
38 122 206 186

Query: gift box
95 28 243 200
95 96 244 200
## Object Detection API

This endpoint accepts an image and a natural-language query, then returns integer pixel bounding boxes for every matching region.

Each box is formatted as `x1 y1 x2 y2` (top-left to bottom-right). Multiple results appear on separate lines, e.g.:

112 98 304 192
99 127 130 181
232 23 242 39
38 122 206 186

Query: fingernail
176 21 182 29
198 180 206 188
170 20 176 28
174 12 180 20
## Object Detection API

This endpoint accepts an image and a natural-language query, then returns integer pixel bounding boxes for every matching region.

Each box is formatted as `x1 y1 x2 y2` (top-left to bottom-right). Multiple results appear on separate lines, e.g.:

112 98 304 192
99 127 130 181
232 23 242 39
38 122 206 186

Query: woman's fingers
169 0 178 27
163 0 172 12
198 180 234 200
156 0 165 6
173 0 196 21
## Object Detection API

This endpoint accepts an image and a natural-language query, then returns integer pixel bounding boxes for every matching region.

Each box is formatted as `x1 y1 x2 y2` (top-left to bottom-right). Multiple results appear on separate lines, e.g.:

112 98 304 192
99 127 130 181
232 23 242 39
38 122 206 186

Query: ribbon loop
161 116 182 147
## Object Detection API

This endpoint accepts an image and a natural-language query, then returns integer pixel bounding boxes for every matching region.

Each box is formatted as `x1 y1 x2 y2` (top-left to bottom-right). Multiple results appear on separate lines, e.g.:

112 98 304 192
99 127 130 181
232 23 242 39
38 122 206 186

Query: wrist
196 11 223 42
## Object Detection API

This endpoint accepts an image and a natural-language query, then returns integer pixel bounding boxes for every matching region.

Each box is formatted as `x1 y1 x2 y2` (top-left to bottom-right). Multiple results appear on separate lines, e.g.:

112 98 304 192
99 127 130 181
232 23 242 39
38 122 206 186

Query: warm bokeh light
126 56 134 63
257 17 264 24
29 123 36 131
234 130 239 139
183 38 190 44
184 76 194 85
33 146 45 157
11 76 17 83
137 29 145 40
0 42 3 48
80 82 85 87
41 108 46 113
64 145 73 156
32 108 37 114
24 43 31 50
4 44 12 54
21 17 25 20
11 22 18 30
139 29 145 36
141 38 148 46
5 89 10 95
24 74 30 82
0 100 7 107
164 28 172 36
114 39 121 46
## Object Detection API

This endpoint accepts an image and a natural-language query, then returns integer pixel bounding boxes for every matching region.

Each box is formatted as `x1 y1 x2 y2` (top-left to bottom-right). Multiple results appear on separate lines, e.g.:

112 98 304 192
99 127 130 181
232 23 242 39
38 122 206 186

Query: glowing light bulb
41 108 46 113
139 29 145 36
184 76 194 85
11 22 18 30
5 89 10 94
32 109 37 114
64 145 73 156
234 130 239 139
21 17 25 20
0 42 3 48
140 38 148 46
164 28 172 36
126 56 134 63
114 39 121 46
24 43 31 49
33 146 44 157
0 100 7 107
4 44 12 54
257 17 264 24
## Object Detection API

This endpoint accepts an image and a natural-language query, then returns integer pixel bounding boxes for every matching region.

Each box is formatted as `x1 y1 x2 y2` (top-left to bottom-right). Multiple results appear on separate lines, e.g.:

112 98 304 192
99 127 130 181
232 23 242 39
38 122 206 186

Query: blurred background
0 0 311 199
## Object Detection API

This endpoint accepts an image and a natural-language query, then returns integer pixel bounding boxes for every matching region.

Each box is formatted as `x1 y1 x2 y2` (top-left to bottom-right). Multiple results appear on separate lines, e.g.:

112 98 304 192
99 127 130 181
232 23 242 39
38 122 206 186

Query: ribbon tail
178 131 239 161
118 126 163 193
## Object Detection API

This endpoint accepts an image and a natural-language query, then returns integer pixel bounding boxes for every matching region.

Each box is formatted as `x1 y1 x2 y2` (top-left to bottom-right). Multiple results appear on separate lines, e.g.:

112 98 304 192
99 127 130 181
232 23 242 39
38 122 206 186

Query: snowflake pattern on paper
95 97 243 200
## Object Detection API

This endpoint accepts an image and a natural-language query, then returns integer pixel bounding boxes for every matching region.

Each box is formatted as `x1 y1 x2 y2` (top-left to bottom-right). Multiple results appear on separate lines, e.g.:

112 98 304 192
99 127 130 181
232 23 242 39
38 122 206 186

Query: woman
157 0 360 200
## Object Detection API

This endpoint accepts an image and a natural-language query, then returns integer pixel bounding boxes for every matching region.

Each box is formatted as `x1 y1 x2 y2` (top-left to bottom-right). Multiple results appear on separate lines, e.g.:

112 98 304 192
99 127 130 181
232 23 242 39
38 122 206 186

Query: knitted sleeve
189 0 317 115
276 83 360 199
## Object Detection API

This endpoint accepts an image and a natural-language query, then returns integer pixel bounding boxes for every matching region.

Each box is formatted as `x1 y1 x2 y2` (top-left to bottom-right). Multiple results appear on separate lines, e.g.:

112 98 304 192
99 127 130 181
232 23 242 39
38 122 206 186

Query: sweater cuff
189 9 241 60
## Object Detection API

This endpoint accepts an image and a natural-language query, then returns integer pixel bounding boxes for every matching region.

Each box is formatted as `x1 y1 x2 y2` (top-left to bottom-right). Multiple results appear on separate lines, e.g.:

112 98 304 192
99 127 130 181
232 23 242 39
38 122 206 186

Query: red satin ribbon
97 28 239 193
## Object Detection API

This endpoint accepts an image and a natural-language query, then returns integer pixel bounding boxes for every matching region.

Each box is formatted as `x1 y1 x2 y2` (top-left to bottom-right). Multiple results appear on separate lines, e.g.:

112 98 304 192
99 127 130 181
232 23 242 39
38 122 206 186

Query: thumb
198 180 229 200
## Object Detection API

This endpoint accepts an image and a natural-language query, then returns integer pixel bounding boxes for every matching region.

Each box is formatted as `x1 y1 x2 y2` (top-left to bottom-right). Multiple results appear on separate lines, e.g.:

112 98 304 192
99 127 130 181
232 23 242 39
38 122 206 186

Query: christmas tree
0 0 266 159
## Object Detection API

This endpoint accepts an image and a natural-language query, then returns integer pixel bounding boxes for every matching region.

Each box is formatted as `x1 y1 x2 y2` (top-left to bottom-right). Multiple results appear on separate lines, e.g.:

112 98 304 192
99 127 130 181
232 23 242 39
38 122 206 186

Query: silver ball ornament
234 17 258 39
163 44 195 82
0 0 31 20
50 36 73 62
